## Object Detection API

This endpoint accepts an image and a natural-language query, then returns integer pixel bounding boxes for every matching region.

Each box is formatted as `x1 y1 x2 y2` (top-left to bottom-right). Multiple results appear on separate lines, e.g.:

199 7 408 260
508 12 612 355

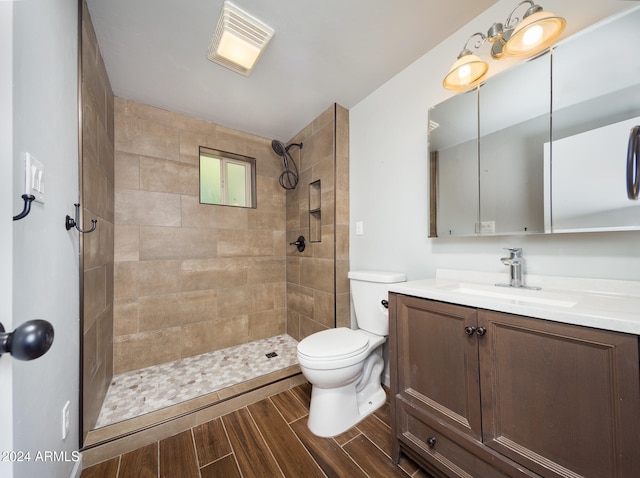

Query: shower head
271 140 303 190
271 140 303 156
271 140 287 157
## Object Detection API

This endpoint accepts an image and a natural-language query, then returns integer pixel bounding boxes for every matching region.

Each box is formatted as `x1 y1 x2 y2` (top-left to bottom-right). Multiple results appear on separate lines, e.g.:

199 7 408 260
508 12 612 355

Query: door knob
476 327 487 336
464 326 477 336
0 320 54 361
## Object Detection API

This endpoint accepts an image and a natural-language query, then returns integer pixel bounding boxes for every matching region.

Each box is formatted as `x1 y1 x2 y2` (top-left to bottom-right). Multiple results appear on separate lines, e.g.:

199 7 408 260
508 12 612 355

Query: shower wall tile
216 284 277 318
299 258 334 293
114 260 183 300
115 152 140 190
287 283 314 319
248 309 286 341
114 224 139 262
139 226 217 261
179 130 209 165
246 258 286 284
115 115 180 161
114 99 286 373
115 189 181 226
114 299 138 336
182 316 249 358
137 291 217 332
84 266 107 333
139 156 198 196
217 229 274 257
180 258 248 292
181 195 249 230
313 290 335 328
114 328 183 373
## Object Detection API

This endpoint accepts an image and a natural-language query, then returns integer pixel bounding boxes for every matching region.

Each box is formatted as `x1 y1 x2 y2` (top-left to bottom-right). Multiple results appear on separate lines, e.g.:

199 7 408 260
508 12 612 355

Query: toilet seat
297 328 384 370
298 328 369 360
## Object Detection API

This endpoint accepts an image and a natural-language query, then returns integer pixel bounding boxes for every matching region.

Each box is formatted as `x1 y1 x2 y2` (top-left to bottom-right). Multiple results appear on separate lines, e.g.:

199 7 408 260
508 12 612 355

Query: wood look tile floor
81 383 432 478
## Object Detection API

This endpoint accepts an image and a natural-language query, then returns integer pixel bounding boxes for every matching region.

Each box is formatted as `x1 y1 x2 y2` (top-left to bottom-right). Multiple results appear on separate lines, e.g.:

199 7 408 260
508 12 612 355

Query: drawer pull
464 326 476 336
427 436 437 448
476 327 487 336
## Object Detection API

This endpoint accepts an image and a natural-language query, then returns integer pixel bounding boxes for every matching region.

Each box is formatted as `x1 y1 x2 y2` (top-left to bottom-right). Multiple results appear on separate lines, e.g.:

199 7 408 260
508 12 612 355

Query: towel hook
65 203 97 233
13 194 36 221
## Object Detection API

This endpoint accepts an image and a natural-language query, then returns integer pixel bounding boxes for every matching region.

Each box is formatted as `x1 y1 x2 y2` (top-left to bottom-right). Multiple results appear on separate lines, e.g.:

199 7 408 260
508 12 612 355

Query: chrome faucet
496 248 540 290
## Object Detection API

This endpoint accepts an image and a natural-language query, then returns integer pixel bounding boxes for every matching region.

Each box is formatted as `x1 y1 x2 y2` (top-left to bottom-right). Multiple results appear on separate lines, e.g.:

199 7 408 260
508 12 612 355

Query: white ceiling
86 0 500 141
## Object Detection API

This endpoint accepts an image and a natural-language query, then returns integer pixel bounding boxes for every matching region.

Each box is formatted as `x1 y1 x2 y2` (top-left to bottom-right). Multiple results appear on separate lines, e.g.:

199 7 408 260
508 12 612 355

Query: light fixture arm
459 32 487 57
504 0 538 30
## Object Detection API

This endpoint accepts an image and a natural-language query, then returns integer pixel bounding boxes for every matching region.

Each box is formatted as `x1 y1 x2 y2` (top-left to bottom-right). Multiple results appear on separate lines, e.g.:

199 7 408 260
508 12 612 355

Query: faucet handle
503 247 522 258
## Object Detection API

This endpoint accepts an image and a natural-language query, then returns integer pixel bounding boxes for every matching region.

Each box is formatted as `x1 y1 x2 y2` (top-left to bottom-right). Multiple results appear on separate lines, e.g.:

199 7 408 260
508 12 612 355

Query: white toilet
296 270 406 437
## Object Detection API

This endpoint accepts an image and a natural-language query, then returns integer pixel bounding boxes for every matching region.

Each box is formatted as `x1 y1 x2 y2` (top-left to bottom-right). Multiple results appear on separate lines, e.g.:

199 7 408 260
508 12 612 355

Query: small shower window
199 147 256 208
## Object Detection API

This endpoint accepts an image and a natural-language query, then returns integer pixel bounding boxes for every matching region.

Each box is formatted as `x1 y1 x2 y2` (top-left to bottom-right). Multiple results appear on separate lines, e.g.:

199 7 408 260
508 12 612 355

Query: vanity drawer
396 403 538 478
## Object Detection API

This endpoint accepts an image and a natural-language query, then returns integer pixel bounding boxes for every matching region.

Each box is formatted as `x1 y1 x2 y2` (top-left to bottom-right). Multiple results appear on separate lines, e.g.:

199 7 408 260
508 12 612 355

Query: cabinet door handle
626 125 640 200
476 327 487 336
427 436 437 448
464 326 476 336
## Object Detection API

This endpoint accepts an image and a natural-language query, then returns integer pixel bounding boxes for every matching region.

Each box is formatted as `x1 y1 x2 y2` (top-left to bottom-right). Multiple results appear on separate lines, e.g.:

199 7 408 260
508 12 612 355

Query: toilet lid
297 328 369 360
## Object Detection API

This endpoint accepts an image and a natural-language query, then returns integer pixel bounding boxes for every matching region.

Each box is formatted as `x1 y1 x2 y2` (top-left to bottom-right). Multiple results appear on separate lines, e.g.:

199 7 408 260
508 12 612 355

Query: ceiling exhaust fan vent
207 1 274 77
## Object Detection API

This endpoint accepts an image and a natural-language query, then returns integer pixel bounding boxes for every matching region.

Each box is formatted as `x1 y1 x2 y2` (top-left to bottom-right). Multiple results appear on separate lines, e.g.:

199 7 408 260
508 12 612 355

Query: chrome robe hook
65 203 97 233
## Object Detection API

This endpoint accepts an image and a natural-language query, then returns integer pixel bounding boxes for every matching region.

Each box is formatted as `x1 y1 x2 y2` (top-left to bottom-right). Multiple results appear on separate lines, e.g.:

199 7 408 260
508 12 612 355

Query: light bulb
458 64 471 79
522 25 543 46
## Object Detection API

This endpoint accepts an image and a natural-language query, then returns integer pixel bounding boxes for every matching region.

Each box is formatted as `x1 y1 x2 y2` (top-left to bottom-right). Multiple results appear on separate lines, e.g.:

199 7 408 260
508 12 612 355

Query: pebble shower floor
95 334 299 428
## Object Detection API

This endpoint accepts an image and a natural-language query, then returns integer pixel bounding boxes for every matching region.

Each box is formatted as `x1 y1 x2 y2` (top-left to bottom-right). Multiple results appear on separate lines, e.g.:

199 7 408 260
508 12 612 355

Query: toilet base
306 354 386 437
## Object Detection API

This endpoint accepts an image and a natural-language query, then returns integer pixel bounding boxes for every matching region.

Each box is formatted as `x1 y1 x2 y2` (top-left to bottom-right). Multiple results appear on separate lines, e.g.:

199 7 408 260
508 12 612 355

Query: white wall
350 0 640 282
11 1 81 477
1 2 15 476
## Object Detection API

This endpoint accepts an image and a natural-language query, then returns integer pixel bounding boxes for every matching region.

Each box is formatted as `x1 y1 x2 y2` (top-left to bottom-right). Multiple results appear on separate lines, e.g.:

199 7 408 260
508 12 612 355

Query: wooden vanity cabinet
389 293 640 478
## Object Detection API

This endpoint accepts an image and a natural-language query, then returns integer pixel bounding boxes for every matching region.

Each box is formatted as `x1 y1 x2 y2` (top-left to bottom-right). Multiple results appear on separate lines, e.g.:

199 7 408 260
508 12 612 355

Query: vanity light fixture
207 1 274 77
443 0 565 91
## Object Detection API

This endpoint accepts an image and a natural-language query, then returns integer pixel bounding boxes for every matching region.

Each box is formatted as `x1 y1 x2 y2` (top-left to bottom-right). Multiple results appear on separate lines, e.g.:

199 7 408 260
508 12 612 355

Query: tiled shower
80 0 349 449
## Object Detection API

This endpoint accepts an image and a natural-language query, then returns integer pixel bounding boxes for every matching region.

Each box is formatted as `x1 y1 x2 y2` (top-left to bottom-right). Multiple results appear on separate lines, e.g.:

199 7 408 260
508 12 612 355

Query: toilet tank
348 271 407 336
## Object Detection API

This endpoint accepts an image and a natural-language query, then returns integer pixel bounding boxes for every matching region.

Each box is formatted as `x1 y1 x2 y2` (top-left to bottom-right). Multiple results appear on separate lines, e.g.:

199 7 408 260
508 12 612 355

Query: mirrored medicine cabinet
429 6 640 238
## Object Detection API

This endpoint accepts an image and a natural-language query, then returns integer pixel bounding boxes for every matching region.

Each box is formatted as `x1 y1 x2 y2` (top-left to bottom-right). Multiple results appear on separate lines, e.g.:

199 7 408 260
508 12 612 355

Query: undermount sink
449 283 578 308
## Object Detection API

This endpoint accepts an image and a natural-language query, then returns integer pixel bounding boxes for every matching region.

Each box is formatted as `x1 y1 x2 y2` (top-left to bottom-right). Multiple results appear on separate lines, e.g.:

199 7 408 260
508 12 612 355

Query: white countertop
388 269 640 335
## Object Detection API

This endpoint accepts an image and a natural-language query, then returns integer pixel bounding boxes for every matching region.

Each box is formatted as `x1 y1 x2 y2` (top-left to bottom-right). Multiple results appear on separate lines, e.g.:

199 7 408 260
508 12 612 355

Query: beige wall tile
313 290 335 328
115 114 180 161
114 328 182 373
84 265 106 333
138 290 216 332
114 298 139 337
180 258 247 292
299 257 334 293
246 257 285 284
139 226 217 261
115 189 181 226
287 283 314 318
182 316 249 357
217 229 274 257
248 309 286 341
114 152 140 189
139 156 198 196
114 224 139 262
181 195 249 230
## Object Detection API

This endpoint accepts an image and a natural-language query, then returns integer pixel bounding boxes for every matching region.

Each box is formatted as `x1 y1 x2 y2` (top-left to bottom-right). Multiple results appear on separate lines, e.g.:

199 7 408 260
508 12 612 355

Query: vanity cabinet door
393 296 481 440
478 309 640 478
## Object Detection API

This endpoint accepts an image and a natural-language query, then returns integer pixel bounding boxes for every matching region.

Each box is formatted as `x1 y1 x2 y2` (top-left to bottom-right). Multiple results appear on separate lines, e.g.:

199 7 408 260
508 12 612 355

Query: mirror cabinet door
478 53 550 235
550 8 640 232
429 89 479 237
